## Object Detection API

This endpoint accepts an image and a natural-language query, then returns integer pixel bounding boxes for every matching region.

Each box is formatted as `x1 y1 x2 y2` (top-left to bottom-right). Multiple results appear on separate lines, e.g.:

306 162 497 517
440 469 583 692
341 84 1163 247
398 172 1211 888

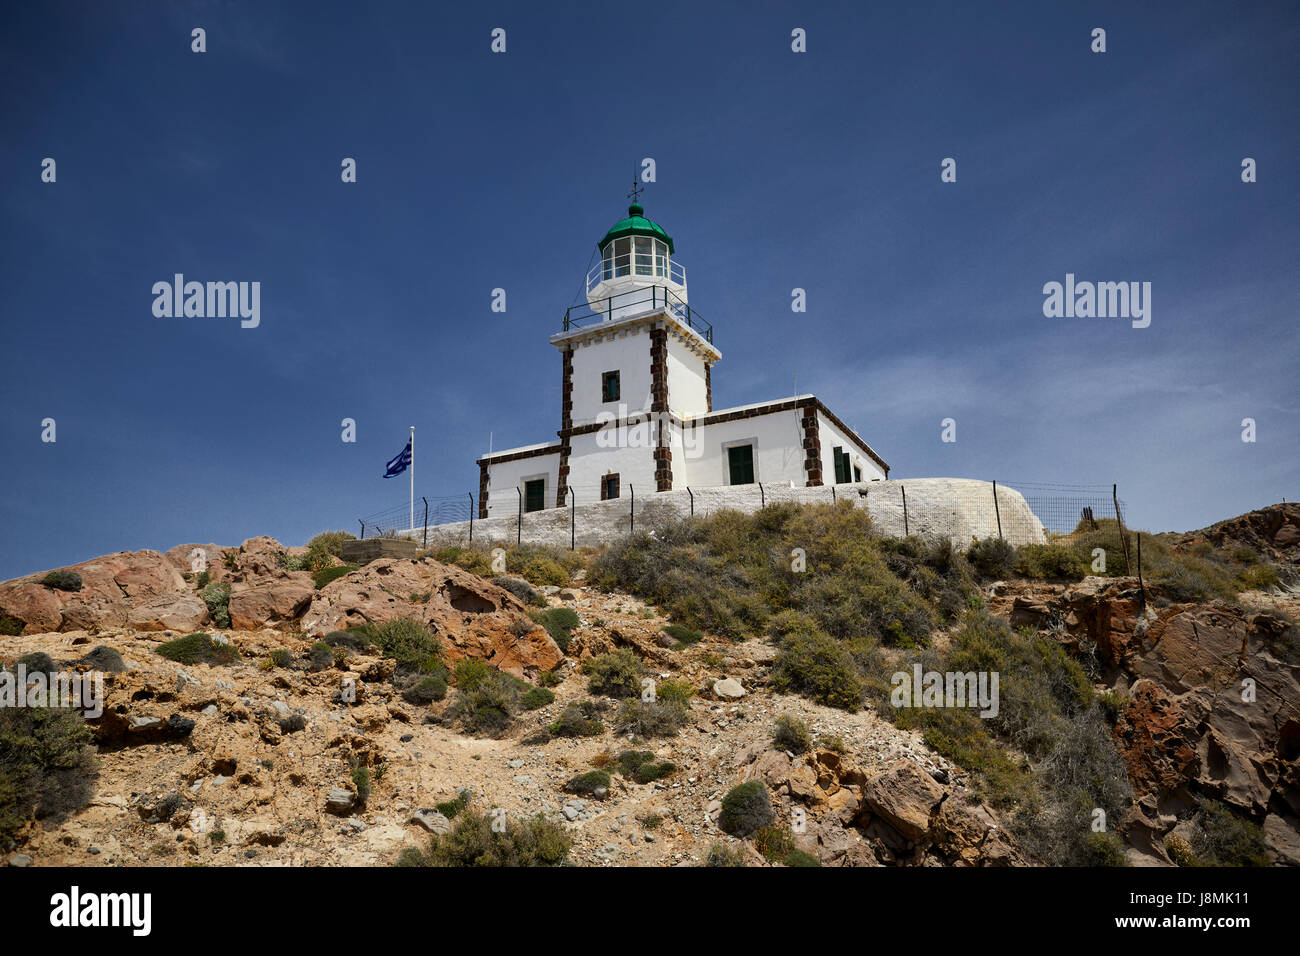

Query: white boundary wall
404 477 1047 550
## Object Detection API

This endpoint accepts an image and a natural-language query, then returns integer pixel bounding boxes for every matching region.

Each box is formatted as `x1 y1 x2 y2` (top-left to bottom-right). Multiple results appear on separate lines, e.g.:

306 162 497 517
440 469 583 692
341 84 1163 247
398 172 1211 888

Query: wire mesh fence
1003 480 1128 537
358 494 475 540
353 479 1137 563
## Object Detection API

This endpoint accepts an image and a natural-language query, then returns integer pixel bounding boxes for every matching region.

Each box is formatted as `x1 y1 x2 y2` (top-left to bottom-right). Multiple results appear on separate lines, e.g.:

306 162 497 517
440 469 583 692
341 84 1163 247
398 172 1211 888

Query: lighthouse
474 192 889 519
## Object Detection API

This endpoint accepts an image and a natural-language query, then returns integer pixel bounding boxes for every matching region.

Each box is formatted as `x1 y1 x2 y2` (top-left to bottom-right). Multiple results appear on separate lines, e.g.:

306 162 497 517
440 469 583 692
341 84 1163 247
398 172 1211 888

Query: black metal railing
561 285 712 344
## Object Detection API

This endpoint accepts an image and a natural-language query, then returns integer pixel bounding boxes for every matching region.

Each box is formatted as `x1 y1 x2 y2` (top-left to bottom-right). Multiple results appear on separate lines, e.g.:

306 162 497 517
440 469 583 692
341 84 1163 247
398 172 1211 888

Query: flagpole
409 426 415 533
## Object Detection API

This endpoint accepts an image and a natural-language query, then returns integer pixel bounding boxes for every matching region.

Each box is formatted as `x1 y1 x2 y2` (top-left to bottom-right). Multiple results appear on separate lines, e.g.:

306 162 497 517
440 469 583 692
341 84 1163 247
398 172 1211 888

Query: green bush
718 781 774 837
1240 563 1280 591
307 641 333 671
0 706 96 843
770 621 863 711
200 582 232 629
323 629 374 653
312 564 357 589
40 570 82 592
519 557 570 587
753 824 797 863
877 613 1131 864
447 671 524 737
403 675 448 704
967 538 1016 579
17 652 55 675
772 714 812 754
156 632 240 666
1081 832 1129 867
351 766 372 802
78 645 125 673
655 677 695 707
704 843 749 867
436 790 471 819
1014 545 1088 581
533 607 580 653
616 699 687 738
563 769 610 797
662 623 702 647
453 657 492 691
584 649 643 698
307 530 355 559
433 545 494 577
588 501 963 645
401 809 570 867
549 702 606 738
521 686 555 710
356 617 441 673
1186 798 1272 866
0 615 24 636
268 648 291 668
1164 834 1201 867
305 530 354 572
784 849 820 867
617 750 676 783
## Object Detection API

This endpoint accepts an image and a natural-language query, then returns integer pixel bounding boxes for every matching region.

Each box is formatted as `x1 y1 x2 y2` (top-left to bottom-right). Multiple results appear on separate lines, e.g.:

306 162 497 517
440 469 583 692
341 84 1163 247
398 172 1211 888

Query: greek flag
383 439 411 478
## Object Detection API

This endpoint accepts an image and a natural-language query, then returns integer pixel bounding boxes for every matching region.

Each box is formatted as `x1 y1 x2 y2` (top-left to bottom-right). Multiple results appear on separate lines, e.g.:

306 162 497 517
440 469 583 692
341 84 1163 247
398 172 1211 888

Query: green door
727 444 755 485
524 479 546 513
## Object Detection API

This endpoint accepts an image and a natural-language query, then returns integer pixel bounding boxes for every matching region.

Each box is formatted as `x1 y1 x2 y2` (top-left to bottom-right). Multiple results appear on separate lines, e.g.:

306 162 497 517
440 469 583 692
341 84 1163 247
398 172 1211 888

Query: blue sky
1 0 1297 579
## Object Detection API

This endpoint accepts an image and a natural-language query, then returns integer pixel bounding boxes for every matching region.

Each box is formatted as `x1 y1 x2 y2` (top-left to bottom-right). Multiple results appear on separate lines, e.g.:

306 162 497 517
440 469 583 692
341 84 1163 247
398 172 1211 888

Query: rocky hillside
0 503 1296 868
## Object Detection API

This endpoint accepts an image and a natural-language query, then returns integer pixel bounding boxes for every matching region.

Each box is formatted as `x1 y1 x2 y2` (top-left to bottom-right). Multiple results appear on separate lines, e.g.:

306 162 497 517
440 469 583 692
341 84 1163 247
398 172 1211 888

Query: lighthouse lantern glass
602 238 670 282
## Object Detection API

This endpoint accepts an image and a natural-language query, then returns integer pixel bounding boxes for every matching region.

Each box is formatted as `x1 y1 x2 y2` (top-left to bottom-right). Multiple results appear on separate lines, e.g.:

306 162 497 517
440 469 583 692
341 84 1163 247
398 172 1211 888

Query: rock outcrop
737 747 1022 866
0 542 562 678
994 571 1300 865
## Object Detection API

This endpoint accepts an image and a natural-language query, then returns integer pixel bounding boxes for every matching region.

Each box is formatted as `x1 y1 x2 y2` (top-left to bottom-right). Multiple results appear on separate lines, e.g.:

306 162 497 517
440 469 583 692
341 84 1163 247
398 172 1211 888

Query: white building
476 201 889 518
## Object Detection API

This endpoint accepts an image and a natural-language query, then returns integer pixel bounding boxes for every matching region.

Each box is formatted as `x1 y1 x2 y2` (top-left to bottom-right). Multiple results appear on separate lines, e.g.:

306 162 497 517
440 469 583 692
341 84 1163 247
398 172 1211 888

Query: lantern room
585 202 688 320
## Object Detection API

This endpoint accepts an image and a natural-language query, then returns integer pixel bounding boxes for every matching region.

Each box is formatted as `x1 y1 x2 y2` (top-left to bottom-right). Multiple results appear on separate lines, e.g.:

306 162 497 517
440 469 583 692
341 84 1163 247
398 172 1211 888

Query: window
602 239 670 281
600 473 620 501
833 447 851 484
727 444 755 485
853 465 862 482
602 370 620 402
524 479 546 513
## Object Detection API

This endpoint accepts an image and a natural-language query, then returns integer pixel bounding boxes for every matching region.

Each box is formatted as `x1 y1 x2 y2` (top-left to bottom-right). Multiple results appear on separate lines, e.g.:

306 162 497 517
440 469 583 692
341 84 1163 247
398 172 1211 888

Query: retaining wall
398 478 1048 551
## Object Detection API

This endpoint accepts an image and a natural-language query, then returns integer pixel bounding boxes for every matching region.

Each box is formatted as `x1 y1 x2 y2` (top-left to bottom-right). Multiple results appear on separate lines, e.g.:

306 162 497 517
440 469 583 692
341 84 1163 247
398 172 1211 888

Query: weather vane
627 177 644 203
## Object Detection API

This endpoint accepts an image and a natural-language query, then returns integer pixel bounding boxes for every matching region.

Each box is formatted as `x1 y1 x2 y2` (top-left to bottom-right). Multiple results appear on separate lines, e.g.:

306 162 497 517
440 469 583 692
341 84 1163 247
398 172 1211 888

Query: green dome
598 203 675 254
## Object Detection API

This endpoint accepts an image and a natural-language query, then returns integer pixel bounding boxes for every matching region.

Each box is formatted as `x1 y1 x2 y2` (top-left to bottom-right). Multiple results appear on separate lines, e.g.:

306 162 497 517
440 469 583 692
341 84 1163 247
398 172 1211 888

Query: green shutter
833 448 851 484
727 445 755 485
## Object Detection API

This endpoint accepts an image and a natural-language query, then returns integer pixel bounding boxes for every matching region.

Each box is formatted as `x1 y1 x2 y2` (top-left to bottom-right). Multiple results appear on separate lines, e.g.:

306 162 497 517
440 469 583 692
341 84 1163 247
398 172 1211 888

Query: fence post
902 485 909 536
516 487 522 546
759 482 764 507
421 497 429 549
992 480 1003 540
358 520 365 541
569 488 575 551
630 484 635 534
1113 484 1132 575
468 492 474 544
1136 532 1147 607
831 485 836 502
687 486 694 516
